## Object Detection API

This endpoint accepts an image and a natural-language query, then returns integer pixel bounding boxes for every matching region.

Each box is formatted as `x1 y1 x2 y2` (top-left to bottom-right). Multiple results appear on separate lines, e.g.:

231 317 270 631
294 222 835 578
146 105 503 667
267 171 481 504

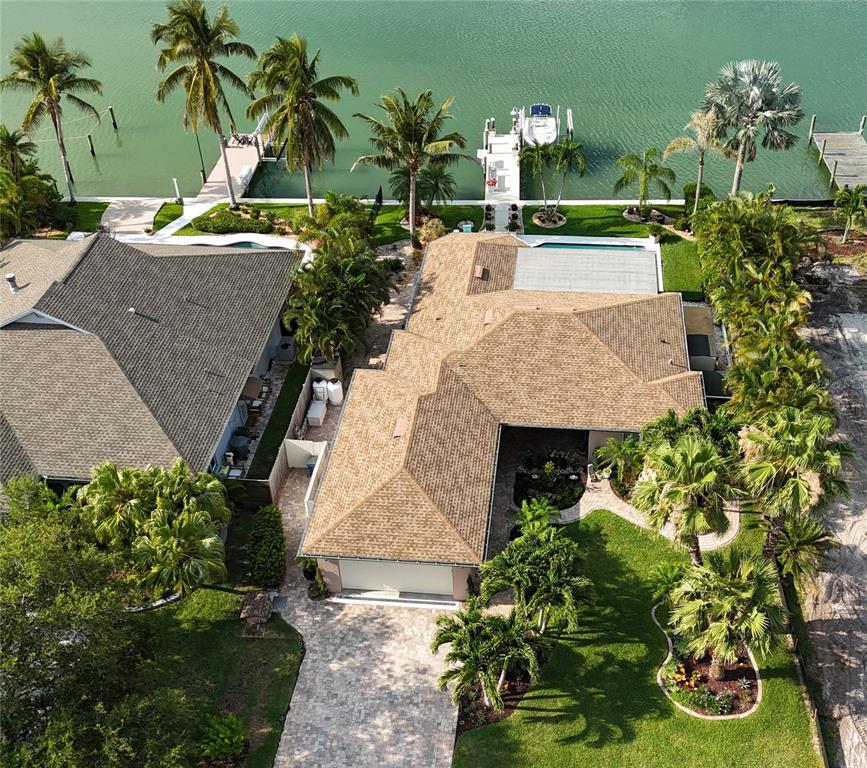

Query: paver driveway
274 469 457 768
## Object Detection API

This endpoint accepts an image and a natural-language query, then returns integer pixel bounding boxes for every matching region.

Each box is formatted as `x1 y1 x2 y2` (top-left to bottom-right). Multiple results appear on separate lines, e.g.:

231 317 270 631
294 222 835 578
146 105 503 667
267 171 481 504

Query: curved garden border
651 602 762 720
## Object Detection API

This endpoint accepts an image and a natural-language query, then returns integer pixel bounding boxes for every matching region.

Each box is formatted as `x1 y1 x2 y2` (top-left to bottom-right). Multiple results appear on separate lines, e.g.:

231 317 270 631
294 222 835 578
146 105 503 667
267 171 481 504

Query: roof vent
393 418 408 438
473 264 487 280
483 309 494 325
127 306 159 323
5 273 19 294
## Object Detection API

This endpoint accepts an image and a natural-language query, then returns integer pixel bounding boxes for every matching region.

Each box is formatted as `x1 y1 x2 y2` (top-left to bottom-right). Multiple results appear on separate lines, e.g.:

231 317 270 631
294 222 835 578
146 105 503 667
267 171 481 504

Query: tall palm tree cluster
695 190 832 418
76 459 231 597
520 138 586 223
597 402 845 681
432 502 590 713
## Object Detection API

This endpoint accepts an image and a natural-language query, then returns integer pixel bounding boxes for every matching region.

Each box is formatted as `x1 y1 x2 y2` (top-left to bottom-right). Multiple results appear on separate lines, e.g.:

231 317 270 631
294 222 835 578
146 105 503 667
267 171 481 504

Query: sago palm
669 549 786 679
613 147 675 216
246 35 357 216
739 407 850 561
151 0 255 208
663 109 729 215
702 59 803 195
354 88 466 245
834 184 866 244
0 124 38 181
632 435 734 566
0 33 102 203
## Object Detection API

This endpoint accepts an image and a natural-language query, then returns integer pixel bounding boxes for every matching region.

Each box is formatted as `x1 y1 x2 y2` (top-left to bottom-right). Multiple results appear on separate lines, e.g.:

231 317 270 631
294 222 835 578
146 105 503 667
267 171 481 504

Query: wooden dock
809 115 867 189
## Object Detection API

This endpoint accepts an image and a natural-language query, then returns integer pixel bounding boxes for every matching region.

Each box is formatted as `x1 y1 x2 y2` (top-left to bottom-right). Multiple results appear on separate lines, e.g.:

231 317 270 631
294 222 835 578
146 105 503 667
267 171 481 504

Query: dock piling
818 138 827 165
87 133 95 156
829 160 838 189
808 115 816 143
860 116 866 134
108 106 118 130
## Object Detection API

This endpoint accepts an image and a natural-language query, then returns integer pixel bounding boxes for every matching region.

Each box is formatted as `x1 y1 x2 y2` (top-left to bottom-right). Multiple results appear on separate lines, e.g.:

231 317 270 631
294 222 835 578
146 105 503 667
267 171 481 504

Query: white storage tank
312 377 328 401
327 378 344 405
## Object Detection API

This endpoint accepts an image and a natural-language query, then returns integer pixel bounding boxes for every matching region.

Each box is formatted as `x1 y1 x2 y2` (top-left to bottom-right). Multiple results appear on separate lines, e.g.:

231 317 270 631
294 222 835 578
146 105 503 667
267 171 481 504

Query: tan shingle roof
301 233 704 564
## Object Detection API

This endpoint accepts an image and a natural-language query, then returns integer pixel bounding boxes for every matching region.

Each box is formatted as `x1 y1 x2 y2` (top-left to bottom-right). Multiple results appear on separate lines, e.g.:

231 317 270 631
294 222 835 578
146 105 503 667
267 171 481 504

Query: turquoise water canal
1 1 864 200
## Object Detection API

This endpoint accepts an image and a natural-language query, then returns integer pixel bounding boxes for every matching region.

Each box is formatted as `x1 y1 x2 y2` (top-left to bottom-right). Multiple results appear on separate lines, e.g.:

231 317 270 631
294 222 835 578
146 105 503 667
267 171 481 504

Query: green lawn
521 205 703 299
42 201 110 239
136 589 303 768
453 510 821 768
152 201 183 233
72 201 109 231
247 362 309 479
173 202 307 236
371 204 485 246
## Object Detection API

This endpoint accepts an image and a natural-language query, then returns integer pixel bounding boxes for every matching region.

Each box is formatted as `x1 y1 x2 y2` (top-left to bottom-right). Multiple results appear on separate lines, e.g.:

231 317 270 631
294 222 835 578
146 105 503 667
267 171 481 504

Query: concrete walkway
561 478 741 550
99 197 166 234
274 469 456 768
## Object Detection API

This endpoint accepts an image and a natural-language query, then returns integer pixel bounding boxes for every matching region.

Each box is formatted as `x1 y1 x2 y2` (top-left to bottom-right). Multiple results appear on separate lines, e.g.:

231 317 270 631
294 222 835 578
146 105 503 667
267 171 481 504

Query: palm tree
153 458 232 526
292 190 369 245
510 497 559 537
668 549 786 680
151 0 256 209
702 60 803 196
834 184 866 244
739 407 850 562
132 508 226 596
488 609 544 692
78 462 157 547
632 435 734 566
769 512 839 582
526 541 592 633
663 110 729 216
613 147 675 217
354 88 466 245
0 125 37 181
431 602 502 709
593 434 643 492
389 164 456 210
246 35 357 216
520 141 553 219
550 139 586 217
0 33 102 204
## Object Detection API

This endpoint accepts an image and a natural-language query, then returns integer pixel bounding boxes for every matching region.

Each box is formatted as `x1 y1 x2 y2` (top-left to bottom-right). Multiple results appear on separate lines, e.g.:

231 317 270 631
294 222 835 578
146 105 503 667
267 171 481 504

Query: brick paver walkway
273 469 456 768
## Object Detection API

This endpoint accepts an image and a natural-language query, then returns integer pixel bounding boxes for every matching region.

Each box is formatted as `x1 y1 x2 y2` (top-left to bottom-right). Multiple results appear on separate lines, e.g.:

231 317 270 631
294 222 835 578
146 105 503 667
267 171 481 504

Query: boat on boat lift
513 103 574 146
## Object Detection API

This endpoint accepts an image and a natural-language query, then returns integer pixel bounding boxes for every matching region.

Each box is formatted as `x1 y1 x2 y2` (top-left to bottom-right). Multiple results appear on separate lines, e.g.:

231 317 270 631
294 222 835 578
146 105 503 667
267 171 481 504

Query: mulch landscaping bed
818 231 867 260
669 643 759 717
456 676 532 736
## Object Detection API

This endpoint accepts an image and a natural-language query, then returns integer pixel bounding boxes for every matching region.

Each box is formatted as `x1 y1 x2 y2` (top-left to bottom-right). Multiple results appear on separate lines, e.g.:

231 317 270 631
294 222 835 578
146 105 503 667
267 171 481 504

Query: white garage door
339 560 453 596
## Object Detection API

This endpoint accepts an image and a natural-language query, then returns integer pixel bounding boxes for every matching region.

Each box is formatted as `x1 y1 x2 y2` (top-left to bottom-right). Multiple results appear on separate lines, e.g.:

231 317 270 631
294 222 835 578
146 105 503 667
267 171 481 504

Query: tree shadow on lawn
512 524 673 749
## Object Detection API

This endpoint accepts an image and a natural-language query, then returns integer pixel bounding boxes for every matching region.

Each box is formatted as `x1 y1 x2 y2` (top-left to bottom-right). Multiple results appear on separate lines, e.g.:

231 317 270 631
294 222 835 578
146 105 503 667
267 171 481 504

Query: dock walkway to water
809 115 867 189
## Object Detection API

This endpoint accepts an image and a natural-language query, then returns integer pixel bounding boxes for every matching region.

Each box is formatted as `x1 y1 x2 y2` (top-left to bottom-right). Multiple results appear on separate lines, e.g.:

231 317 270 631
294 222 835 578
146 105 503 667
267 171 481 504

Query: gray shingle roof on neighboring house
0 235 301 481
0 413 35 480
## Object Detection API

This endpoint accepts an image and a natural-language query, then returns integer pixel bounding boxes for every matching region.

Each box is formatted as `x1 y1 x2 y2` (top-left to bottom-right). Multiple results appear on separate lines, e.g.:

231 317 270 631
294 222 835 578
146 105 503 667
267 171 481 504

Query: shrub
249 505 285 587
683 182 716 213
646 222 667 239
381 256 405 273
674 215 690 231
200 713 246 759
420 216 447 244
191 208 274 235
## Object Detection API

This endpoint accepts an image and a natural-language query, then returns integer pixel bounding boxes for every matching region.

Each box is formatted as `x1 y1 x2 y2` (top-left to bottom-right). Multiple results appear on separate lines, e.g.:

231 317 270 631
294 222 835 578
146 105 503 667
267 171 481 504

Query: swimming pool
536 243 645 250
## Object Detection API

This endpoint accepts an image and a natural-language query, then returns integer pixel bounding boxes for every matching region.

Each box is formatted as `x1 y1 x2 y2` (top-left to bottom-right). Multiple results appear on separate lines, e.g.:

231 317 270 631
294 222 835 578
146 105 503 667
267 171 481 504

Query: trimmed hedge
191 208 274 235
249 505 285 587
